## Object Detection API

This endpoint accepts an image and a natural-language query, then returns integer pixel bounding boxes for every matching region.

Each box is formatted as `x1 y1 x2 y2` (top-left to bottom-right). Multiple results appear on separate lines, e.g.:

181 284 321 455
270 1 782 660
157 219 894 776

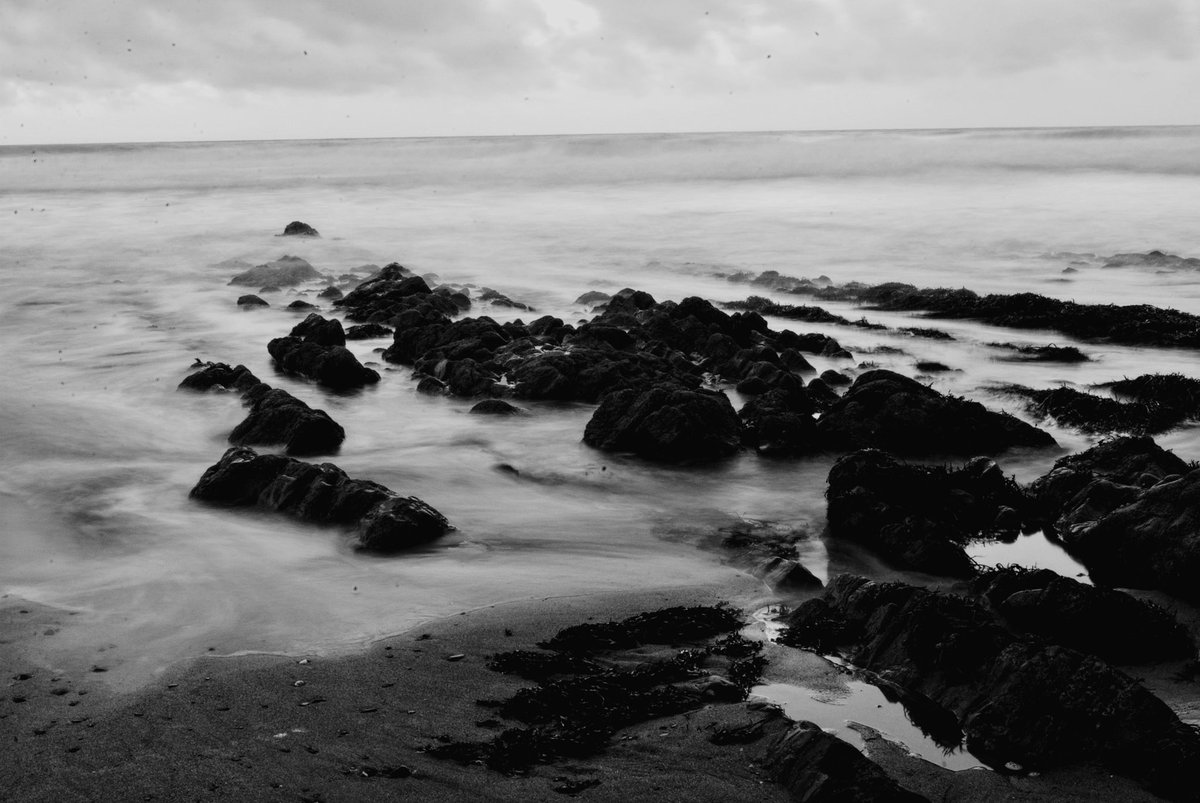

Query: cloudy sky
2 0 1198 144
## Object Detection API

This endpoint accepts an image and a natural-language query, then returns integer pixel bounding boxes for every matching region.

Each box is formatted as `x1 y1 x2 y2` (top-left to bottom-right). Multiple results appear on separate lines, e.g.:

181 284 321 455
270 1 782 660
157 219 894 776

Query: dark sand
0 578 1182 801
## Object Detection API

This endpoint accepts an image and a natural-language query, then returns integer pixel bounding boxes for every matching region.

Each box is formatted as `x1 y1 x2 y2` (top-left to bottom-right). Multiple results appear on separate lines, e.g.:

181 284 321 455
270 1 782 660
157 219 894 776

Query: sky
2 0 1199 145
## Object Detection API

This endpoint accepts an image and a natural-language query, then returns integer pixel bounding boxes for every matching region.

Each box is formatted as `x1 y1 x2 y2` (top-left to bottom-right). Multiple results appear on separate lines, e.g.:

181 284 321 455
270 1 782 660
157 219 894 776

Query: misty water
4 128 1200 748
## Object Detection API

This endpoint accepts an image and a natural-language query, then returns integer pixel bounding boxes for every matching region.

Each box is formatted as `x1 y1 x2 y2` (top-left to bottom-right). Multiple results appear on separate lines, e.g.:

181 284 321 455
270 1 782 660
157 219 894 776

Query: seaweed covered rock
228 387 345 456
1005 384 1188 435
583 384 743 462
973 567 1193 664
781 575 1200 801
766 721 929 802
825 450 1031 577
190 446 450 551
267 336 380 390
229 255 321 287
815 369 1055 455
1030 435 1188 535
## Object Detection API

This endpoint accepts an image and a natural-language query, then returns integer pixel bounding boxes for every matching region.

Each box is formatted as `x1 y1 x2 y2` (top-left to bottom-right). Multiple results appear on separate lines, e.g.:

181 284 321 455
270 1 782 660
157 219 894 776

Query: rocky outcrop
738 387 817 456
267 337 380 390
229 255 322 287
228 387 345 456
825 450 1031 577
178 362 262 393
289 312 346 347
782 575 1200 801
972 567 1193 664
583 385 743 462
190 446 450 552
815 370 1055 455
282 221 320 237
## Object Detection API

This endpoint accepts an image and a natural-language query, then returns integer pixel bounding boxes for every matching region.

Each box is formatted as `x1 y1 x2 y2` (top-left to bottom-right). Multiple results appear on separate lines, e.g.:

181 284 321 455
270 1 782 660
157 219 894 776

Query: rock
507 349 696 403
738 387 817 456
228 387 345 456
914 361 951 372
782 575 1200 801
190 446 450 551
345 323 394 340
334 265 442 323
287 299 318 311
575 290 611 306
229 255 321 287
755 557 823 592
583 385 743 462
825 450 1030 576
1004 384 1183 435
317 286 343 300
1103 250 1200 270
416 377 446 395
815 369 1055 455
819 369 851 387
282 221 320 237
178 362 261 393
236 294 269 308
479 287 532 311
766 721 929 802
989 342 1090 363
289 313 346 347
267 337 381 390
469 400 524 415
972 567 1193 664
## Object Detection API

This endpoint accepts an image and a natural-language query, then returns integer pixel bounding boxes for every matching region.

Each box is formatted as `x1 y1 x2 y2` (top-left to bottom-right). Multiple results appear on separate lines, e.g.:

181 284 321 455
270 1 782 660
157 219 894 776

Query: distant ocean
3 126 1200 689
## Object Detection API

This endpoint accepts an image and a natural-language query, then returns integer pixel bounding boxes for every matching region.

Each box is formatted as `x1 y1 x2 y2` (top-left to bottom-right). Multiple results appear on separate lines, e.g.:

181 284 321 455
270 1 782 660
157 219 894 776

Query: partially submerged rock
281 220 320 237
267 337 380 390
229 387 345 456
178 362 261 393
815 370 1055 455
469 399 524 415
190 446 450 552
1103 250 1200 270
229 255 321 287
825 450 1031 577
1004 384 1180 435
236 294 269 308
583 385 743 462
781 575 1200 801
766 721 929 802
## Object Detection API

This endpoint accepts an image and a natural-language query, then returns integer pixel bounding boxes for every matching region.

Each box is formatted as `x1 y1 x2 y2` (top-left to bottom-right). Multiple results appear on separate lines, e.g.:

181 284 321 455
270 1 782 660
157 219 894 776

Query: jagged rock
507 349 696 403
470 399 525 415
738 387 817 456
317 286 343 300
289 313 346 347
190 446 450 551
755 557 823 593
267 337 380 390
583 385 743 462
345 323 394 340
575 290 612 306
767 721 929 802
287 299 318 310
282 221 320 237
178 362 261 393
229 387 345 456
815 369 1055 455
229 255 321 287
236 294 269 308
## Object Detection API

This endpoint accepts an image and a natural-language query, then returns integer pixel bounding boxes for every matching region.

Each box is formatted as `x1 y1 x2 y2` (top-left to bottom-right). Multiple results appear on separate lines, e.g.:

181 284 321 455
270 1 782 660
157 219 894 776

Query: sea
3 127 1200 730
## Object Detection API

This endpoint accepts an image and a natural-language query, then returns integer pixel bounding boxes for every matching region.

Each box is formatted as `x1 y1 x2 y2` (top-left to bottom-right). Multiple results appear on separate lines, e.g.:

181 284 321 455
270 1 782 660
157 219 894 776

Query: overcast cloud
2 0 1198 143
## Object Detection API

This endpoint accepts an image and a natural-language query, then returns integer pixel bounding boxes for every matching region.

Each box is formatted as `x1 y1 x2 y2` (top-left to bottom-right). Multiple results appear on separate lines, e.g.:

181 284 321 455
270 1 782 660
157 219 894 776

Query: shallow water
3 127 1200 688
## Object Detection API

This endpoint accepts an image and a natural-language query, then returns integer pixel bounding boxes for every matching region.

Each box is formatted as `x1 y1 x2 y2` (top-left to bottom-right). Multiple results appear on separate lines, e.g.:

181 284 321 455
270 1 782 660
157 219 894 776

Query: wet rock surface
583 384 743 462
267 337 380 390
190 446 450 552
281 220 320 237
229 255 322 287
766 721 929 802
815 369 1055 455
781 574 1200 801
825 450 1032 577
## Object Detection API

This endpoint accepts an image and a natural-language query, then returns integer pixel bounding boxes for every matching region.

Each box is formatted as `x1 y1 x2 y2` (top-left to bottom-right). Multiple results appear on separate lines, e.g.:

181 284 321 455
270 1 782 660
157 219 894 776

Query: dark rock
755 557 823 593
506 349 695 403
1104 373 1200 421
972 566 1193 664
915 361 951 372
345 323 394 340
899 326 954 340
816 369 1055 455
470 400 524 415
1103 250 1200 270
282 221 320 237
236 294 269 308
990 342 1090 363
289 313 346 347
287 300 318 311
825 450 1030 576
738 387 817 456
1004 384 1183 435
317 286 343 300
767 721 929 802
608 288 656 311
575 290 611 306
479 287 532 311
229 255 321 287
267 337 380 390
819 369 851 387
782 575 1200 801
334 264 436 322
416 377 446 395
190 446 450 551
229 387 345 456
178 362 261 393
777 348 815 374
725 296 852 326
583 385 743 462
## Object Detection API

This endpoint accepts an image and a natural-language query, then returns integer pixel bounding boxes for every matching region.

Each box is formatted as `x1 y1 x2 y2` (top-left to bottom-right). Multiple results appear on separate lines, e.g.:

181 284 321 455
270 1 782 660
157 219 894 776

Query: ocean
3 126 1200 695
